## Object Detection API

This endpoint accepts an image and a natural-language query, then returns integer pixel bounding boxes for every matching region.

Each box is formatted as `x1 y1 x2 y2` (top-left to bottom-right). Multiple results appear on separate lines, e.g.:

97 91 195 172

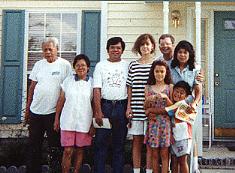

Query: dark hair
132 33 156 55
147 60 172 85
158 34 175 44
106 37 125 51
73 54 90 71
173 81 192 96
171 40 195 70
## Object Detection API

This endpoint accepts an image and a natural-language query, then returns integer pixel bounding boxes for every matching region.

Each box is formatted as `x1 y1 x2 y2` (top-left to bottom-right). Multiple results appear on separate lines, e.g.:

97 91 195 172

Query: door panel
214 11 235 137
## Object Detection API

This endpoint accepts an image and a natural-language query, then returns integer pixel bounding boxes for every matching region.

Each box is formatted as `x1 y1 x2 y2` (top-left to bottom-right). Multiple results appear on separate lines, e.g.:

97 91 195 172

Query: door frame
208 6 235 141
187 5 235 142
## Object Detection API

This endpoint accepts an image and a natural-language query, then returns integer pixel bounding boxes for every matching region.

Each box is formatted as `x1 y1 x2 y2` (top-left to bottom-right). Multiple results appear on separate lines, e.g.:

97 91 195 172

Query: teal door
214 11 235 138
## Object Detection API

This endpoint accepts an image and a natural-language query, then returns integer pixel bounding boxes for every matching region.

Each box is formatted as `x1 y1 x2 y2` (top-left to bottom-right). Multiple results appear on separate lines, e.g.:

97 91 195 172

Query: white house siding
0 1 101 138
107 1 163 61
106 1 195 62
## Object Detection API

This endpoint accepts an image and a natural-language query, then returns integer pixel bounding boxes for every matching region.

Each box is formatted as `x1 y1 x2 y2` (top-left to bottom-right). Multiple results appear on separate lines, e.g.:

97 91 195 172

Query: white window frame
25 10 82 73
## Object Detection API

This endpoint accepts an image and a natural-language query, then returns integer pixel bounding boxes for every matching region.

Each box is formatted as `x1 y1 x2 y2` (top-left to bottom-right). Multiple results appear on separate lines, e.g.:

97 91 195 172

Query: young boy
145 80 195 173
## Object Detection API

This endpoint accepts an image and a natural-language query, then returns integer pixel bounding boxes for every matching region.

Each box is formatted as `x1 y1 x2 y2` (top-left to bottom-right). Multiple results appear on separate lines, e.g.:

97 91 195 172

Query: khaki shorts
127 120 148 136
171 139 192 157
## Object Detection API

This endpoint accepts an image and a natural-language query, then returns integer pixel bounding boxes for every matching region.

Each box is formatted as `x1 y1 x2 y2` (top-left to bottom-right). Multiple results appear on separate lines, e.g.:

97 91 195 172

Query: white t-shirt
60 75 93 132
29 57 72 114
93 59 128 100
157 55 172 67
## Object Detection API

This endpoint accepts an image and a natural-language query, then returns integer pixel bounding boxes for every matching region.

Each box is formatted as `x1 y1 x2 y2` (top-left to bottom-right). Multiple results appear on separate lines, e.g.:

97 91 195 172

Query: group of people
24 34 203 173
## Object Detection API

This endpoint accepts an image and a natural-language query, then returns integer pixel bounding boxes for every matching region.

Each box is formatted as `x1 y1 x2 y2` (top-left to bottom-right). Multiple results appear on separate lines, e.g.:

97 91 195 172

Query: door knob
215 81 220 86
215 73 219 77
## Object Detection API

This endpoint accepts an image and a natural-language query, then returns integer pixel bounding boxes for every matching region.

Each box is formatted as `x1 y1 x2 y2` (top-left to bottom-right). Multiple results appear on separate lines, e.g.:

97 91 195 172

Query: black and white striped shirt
126 60 152 121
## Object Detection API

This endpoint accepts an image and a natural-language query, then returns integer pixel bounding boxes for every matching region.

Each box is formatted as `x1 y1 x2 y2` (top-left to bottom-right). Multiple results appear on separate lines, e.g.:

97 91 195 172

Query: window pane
61 52 76 65
28 52 43 71
28 13 44 51
46 13 60 35
224 20 235 30
62 14 77 33
62 33 77 51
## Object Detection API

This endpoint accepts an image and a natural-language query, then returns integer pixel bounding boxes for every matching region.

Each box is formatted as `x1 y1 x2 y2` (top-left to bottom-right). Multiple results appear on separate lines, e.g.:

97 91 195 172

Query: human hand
148 113 157 121
146 95 155 102
145 108 151 116
196 72 204 83
95 111 104 126
186 102 197 114
88 126 96 137
53 118 60 132
95 117 103 126
23 110 30 126
157 92 169 99
126 107 133 119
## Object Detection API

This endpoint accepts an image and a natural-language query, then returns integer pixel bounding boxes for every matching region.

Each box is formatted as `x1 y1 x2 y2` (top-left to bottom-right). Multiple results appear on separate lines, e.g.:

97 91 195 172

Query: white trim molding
163 1 169 34
100 1 108 61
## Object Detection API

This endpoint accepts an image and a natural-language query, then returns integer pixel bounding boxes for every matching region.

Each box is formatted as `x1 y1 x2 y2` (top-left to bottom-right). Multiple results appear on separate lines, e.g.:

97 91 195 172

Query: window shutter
81 11 101 75
0 10 25 123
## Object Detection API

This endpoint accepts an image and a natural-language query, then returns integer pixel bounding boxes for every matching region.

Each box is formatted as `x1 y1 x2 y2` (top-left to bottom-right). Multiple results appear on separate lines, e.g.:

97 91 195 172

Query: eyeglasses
75 64 87 68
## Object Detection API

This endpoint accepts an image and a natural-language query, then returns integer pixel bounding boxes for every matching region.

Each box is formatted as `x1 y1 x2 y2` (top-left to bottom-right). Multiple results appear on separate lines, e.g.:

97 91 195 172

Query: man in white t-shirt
93 37 129 173
24 37 72 173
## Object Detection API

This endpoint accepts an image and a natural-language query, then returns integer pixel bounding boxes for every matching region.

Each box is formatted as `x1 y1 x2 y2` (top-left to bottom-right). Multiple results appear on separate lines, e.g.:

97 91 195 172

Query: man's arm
54 90 65 131
24 80 37 125
93 88 104 126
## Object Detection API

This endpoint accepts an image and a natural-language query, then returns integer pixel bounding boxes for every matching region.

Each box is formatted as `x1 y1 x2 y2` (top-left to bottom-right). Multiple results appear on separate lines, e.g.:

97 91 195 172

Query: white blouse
60 75 93 132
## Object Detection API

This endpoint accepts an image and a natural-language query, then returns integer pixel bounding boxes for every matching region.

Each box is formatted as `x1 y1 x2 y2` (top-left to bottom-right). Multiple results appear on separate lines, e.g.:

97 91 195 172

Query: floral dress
144 85 171 148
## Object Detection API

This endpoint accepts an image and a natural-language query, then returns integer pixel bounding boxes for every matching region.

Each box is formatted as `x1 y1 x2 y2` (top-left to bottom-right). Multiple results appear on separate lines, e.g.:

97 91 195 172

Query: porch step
199 157 235 169
200 143 235 170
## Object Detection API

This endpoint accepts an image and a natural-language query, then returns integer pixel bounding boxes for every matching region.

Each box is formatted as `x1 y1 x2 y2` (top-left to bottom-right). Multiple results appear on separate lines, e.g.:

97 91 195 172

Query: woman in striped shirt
126 33 157 173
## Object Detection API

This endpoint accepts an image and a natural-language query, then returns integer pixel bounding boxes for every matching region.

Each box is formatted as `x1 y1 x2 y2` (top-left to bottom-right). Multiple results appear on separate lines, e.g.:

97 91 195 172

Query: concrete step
199 157 235 169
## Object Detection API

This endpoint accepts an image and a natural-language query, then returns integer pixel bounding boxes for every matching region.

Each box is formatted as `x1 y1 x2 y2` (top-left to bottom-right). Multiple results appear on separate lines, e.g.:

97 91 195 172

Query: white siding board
108 26 161 35
108 18 162 27
108 3 162 12
108 34 159 43
0 1 101 9
108 11 162 19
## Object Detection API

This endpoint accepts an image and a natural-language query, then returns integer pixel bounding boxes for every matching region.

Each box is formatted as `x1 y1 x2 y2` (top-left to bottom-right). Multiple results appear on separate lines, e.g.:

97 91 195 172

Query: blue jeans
94 99 128 173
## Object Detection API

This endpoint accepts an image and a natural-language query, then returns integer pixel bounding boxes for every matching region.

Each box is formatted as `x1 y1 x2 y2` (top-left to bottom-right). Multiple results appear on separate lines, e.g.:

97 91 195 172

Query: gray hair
42 37 59 49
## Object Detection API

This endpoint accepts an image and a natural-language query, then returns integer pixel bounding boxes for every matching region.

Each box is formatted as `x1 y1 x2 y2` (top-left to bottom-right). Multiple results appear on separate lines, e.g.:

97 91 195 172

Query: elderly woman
24 37 72 173
54 54 94 173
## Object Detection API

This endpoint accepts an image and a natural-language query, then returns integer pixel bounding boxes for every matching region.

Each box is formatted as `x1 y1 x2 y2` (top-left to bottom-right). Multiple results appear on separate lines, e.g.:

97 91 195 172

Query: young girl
144 60 173 173
126 33 156 173
145 81 195 173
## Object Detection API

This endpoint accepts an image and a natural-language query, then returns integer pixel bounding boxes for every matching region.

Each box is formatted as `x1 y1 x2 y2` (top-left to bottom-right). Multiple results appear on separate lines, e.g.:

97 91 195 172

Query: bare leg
146 145 153 170
171 155 179 173
160 147 169 173
132 135 144 168
62 147 73 173
152 148 160 173
178 155 189 173
73 147 84 173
